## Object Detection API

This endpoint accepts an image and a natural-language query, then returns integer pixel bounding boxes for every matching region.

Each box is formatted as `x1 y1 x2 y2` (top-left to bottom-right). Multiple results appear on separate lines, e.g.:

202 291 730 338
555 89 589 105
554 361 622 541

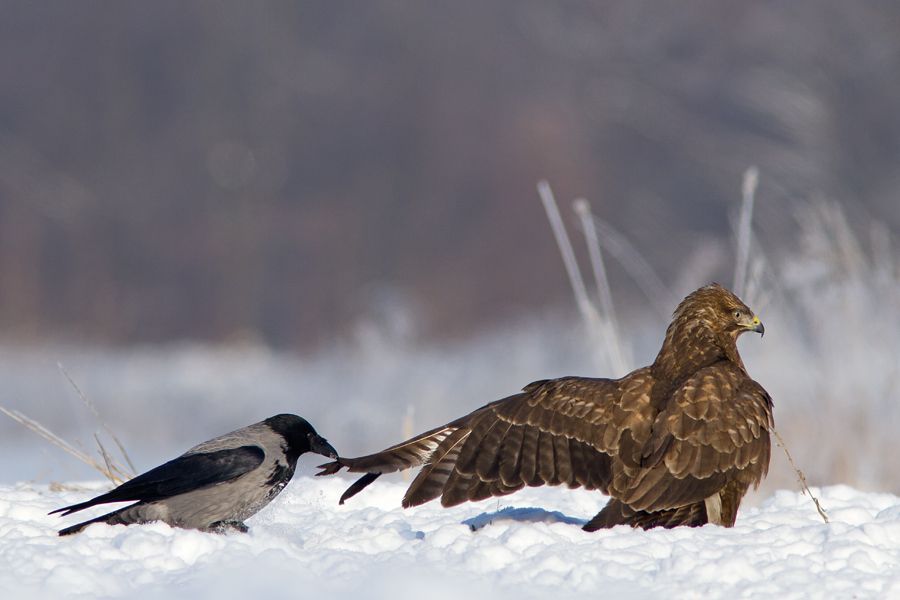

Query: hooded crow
51 414 337 536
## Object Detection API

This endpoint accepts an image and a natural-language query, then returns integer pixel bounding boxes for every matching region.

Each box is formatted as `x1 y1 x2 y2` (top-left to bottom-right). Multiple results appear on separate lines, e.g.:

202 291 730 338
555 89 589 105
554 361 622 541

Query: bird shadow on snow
462 506 587 532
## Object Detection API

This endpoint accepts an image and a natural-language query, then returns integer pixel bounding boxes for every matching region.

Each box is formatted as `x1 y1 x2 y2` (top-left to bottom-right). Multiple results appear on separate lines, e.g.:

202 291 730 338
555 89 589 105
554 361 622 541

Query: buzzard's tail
583 499 708 531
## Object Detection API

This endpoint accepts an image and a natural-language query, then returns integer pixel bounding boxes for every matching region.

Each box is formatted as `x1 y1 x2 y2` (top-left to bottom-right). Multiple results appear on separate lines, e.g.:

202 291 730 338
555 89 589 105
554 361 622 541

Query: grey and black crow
51 414 337 536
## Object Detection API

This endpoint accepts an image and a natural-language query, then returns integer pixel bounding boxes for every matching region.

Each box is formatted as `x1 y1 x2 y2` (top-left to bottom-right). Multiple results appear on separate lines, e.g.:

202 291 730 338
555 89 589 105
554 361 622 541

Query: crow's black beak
310 435 338 459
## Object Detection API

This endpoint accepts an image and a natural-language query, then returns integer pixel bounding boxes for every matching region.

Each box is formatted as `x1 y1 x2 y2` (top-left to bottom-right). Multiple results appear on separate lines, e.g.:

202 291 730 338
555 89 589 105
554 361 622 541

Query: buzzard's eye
733 310 742 320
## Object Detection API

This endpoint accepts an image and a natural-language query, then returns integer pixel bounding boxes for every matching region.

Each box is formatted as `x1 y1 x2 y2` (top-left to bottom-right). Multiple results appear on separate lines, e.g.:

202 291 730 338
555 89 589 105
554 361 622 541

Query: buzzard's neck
652 322 745 382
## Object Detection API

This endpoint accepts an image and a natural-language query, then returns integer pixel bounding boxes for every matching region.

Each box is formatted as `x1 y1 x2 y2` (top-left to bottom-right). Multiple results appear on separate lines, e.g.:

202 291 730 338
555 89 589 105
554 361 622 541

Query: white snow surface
2 475 899 599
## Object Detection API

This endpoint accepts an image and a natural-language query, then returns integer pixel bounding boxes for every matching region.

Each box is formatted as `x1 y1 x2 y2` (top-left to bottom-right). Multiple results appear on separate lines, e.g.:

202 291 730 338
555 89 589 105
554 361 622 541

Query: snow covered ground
1 200 897 598
2 473 899 599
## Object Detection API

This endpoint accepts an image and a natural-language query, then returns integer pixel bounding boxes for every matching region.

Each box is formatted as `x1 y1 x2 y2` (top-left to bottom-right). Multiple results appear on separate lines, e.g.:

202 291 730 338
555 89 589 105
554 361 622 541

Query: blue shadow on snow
462 506 588 532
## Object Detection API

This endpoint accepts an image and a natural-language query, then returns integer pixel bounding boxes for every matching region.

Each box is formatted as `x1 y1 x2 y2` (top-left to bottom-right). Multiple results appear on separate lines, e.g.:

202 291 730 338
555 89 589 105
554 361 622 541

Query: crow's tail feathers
57 506 128 536
48 498 103 517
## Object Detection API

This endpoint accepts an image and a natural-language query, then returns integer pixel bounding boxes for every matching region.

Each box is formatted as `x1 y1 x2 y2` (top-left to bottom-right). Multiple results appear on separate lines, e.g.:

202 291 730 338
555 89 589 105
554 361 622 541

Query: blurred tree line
1 1 898 348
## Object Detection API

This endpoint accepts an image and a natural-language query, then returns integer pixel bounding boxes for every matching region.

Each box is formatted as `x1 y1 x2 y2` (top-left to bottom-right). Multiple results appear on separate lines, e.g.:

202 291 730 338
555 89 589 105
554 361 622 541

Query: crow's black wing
50 445 265 516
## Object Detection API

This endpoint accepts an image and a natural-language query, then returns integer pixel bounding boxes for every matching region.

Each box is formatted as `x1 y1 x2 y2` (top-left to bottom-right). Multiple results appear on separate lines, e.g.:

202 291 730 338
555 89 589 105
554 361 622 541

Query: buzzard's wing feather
498 424 525 486
402 427 471 507
418 375 650 507
316 405 502 503
319 376 639 505
584 498 708 531
317 418 470 475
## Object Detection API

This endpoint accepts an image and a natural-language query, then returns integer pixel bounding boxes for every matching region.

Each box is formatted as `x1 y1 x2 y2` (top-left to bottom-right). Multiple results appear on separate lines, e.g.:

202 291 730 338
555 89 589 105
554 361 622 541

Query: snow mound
2 477 899 599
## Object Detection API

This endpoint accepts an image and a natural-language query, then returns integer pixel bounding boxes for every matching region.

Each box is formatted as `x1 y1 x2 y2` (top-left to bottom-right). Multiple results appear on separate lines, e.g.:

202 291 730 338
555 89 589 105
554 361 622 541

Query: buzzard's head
657 283 765 376
672 283 764 344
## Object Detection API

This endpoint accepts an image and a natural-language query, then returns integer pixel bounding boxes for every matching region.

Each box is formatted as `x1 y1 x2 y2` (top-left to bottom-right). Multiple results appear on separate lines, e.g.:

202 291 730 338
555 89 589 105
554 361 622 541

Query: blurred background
1 2 899 503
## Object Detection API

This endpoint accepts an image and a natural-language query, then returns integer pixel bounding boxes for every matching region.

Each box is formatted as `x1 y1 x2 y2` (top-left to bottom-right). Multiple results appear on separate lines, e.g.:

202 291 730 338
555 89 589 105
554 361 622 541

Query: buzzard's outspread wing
319 283 773 530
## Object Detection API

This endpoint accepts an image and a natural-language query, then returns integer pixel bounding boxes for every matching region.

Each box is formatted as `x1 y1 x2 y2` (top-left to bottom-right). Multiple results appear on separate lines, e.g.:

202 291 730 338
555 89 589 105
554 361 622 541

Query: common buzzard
318 284 772 530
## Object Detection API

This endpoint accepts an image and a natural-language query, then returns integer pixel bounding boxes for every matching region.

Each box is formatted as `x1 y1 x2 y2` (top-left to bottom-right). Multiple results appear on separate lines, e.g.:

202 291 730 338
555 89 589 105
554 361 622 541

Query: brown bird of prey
318 283 772 530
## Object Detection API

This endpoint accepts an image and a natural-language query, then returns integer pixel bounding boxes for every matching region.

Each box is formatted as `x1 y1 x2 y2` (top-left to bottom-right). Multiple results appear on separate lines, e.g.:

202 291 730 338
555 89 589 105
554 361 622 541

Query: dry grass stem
573 198 630 374
733 166 758 298
773 427 829 524
94 433 131 483
537 181 601 330
0 405 127 485
733 167 826 523
95 433 117 481
58 362 137 474
0 366 135 485
589 218 675 318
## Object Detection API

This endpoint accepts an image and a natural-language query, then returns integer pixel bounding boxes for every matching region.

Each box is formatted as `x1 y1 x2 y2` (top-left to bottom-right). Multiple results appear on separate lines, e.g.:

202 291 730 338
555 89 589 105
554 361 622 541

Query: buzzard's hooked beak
310 435 339 459
750 315 764 337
